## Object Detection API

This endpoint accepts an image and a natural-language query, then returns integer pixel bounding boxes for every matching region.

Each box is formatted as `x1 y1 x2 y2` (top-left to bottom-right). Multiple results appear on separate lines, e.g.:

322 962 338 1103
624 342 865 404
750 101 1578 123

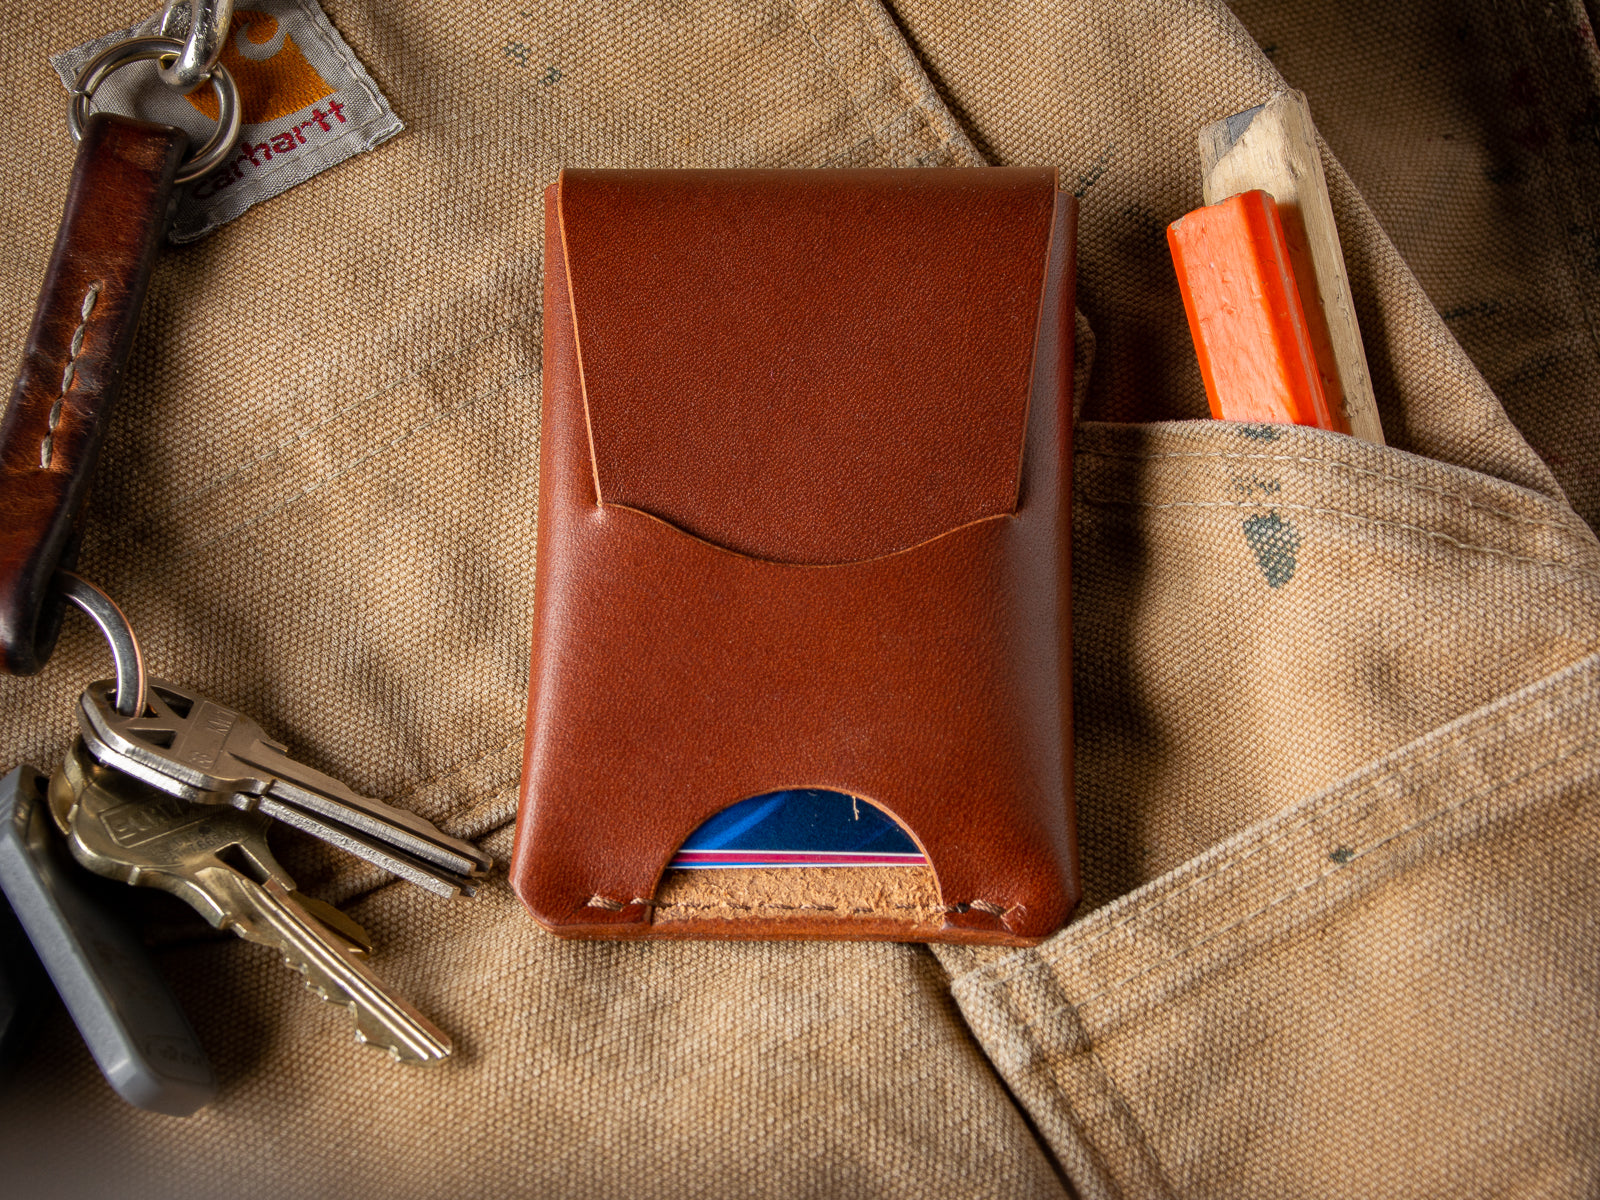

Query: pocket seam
1079 495 1600 577
1077 447 1591 535
1056 735 1599 1016
968 653 1600 990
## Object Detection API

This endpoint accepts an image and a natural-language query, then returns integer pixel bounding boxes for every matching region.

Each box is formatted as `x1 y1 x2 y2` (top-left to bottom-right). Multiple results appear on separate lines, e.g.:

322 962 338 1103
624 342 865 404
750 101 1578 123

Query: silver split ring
54 572 147 719
68 36 242 185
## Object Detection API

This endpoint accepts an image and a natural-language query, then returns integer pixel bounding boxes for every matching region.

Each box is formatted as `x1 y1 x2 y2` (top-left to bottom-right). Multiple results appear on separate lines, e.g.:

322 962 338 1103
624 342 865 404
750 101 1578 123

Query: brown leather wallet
511 167 1079 945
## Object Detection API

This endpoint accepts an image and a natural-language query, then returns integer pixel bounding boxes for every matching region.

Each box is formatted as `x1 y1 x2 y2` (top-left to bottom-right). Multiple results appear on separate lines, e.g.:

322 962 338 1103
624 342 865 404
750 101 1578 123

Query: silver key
77 679 491 898
56 742 451 1065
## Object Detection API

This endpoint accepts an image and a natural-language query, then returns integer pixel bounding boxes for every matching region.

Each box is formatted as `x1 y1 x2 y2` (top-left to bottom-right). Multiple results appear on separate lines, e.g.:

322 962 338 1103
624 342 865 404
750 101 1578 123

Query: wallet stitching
41 280 101 469
1057 733 1600 1016
1076 448 1591 534
1080 495 1600 575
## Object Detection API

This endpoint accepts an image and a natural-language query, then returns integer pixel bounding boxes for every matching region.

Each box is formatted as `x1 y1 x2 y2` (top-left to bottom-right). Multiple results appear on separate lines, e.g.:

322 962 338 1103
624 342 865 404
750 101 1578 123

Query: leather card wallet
511 167 1080 945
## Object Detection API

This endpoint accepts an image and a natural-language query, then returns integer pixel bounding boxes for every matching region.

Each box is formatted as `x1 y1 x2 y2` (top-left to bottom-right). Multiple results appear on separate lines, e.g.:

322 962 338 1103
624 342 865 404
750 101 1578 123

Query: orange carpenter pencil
1167 188 1349 433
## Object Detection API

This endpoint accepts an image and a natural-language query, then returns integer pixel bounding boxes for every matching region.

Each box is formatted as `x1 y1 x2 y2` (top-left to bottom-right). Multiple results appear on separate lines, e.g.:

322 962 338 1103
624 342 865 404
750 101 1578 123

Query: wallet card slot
667 789 927 870
515 499 1073 942
657 789 945 935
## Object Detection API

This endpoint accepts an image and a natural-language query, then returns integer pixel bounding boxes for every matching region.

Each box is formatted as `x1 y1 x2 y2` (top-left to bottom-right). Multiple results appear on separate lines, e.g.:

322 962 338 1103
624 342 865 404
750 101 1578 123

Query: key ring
54 572 146 720
156 0 235 96
67 35 242 184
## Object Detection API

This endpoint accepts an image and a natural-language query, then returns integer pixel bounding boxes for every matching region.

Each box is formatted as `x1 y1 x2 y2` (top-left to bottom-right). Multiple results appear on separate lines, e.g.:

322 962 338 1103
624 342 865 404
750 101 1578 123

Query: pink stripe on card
669 850 927 868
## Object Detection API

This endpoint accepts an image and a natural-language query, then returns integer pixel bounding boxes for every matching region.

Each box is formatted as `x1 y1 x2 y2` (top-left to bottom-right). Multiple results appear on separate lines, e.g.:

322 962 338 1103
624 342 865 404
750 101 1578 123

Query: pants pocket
937 416 1600 1198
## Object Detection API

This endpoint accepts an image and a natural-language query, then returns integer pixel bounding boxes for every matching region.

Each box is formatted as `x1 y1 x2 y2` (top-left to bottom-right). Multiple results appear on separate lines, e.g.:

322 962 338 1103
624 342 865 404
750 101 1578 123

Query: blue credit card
670 789 926 869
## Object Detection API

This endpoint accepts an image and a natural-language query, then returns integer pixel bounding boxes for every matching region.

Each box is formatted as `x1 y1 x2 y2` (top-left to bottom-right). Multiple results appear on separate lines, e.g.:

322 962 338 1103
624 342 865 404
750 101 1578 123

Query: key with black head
0 763 216 1112
56 740 452 1065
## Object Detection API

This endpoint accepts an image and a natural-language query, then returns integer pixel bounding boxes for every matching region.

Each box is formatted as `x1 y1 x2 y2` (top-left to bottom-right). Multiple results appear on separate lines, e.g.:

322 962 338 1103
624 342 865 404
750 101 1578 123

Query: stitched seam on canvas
1056 733 1600 1016
868 108 947 166
41 280 101 469
1080 495 1600 575
817 132 888 167
288 0 383 111
842 0 946 153
975 657 1600 985
151 320 535 517
789 0 887 155
1033 719 1490 968
1077 448 1591 534
446 781 520 824
469 812 521 843
383 734 525 809
168 366 537 565
985 961 1177 1200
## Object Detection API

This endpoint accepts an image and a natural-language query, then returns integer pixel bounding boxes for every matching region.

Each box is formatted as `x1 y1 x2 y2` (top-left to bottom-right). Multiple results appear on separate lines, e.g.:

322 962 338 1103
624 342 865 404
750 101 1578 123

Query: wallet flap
557 168 1058 564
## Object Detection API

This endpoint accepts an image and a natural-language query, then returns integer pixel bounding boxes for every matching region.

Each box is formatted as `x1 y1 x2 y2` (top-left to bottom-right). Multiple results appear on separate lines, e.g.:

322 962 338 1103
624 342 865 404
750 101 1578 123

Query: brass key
55 740 451 1065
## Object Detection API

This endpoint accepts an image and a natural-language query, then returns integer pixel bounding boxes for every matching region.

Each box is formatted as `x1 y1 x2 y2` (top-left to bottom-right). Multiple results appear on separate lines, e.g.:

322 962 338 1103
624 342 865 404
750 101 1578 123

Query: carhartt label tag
52 0 402 243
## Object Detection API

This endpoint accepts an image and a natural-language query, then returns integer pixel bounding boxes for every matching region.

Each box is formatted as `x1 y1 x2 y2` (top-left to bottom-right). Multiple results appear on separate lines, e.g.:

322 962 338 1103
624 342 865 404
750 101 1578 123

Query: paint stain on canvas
1242 510 1301 587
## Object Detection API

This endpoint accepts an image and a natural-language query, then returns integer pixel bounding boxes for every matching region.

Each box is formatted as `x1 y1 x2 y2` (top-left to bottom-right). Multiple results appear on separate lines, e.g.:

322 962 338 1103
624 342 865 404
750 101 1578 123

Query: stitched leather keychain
0 30 239 674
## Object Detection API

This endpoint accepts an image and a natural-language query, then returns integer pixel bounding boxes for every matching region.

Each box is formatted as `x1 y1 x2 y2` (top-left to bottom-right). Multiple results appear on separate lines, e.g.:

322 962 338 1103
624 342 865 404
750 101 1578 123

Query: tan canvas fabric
951 650 1600 1198
0 0 1596 1196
